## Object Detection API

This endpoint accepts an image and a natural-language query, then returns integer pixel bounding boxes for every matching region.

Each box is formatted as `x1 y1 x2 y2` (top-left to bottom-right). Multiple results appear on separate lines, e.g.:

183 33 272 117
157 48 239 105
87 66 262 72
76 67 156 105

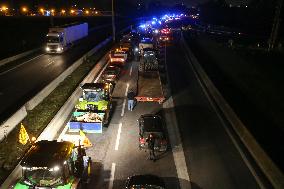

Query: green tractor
14 140 90 189
69 83 112 133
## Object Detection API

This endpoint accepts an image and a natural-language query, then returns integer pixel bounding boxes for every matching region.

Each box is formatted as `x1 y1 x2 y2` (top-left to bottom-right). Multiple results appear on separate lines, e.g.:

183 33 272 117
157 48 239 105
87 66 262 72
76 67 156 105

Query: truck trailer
46 23 88 53
136 48 164 104
68 83 112 133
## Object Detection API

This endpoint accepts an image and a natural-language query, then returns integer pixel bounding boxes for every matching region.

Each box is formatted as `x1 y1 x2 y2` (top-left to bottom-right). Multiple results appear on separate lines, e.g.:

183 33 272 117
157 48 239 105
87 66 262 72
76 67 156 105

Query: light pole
112 0 116 42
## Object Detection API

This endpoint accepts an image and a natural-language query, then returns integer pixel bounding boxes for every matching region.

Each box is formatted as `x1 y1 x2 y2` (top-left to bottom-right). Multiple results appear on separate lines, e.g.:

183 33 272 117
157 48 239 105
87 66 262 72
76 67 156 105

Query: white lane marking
121 83 129 116
184 51 265 189
129 65 133 76
115 123 122 150
121 99 126 117
108 163 116 189
124 83 129 96
94 61 109 83
163 98 191 189
0 54 44 76
44 60 54 68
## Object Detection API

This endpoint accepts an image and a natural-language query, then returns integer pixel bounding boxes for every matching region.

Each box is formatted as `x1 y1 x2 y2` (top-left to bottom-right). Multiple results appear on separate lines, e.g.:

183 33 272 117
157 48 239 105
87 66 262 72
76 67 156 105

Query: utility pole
268 0 283 51
112 0 116 42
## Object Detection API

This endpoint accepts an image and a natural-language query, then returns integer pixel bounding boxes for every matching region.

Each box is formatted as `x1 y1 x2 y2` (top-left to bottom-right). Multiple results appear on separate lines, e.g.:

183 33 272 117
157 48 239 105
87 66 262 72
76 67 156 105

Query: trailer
135 49 164 104
45 22 88 53
68 83 112 133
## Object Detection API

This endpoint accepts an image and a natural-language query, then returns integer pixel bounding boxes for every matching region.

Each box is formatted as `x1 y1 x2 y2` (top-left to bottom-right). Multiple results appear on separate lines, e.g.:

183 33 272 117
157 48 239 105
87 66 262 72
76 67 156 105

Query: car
159 35 171 42
125 174 165 189
138 114 168 152
101 65 121 84
109 49 127 65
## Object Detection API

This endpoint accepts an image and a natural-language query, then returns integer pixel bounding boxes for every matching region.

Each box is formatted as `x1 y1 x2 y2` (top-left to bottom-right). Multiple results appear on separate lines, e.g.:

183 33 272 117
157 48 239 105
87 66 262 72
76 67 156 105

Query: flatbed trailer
135 71 165 104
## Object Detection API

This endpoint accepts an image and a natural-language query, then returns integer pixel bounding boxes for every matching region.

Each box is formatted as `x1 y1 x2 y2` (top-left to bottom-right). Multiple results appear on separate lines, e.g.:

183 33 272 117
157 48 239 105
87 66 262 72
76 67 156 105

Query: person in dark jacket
127 89 135 111
146 133 156 161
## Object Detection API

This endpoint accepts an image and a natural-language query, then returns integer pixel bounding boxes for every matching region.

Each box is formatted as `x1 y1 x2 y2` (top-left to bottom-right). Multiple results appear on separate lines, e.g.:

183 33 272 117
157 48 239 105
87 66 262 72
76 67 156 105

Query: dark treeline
198 0 283 39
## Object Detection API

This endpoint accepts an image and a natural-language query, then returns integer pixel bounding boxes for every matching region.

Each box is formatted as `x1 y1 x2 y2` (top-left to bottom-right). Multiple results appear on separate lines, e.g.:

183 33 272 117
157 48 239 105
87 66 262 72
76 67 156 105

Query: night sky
1 0 251 9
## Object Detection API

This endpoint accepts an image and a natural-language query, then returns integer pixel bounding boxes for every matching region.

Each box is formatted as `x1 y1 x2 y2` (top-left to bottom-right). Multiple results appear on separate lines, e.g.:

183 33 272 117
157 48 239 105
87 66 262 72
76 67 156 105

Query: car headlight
46 47 50 51
134 47 139 52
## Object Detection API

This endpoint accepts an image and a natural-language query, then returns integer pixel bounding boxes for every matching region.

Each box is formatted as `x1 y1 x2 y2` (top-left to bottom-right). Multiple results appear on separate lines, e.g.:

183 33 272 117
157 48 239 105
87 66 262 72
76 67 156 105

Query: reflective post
112 0 116 42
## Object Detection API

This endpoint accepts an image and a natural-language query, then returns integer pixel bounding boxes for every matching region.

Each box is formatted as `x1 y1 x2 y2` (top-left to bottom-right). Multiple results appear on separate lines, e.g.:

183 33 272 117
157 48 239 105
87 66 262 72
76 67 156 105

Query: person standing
146 133 156 161
127 89 135 111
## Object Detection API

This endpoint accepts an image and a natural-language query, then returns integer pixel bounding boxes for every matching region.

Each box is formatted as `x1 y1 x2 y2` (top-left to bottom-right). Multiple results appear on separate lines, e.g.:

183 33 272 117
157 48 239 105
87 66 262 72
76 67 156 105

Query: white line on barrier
94 61 109 83
115 123 122 151
108 163 116 189
0 54 44 76
129 65 133 76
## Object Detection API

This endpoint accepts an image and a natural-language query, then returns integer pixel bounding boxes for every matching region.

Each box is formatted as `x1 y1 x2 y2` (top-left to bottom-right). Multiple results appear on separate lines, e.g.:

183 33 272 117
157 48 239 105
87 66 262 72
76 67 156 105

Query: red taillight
139 137 145 144
160 139 167 145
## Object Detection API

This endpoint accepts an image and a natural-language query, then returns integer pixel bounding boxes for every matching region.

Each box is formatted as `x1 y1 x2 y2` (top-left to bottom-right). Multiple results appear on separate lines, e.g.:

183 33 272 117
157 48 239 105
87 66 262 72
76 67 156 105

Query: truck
45 23 88 53
136 47 165 104
68 83 112 133
14 140 90 189
109 49 127 66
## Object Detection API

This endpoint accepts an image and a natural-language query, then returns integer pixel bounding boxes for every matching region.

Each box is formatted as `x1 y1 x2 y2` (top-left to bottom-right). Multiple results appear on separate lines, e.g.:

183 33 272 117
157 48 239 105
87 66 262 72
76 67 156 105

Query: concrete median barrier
0 106 27 142
0 48 41 67
181 33 284 189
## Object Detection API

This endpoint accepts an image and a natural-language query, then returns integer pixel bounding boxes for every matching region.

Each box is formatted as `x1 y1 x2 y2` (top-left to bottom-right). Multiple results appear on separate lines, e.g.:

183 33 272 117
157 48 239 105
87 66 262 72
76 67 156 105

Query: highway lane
164 33 261 189
58 58 180 189
0 24 114 122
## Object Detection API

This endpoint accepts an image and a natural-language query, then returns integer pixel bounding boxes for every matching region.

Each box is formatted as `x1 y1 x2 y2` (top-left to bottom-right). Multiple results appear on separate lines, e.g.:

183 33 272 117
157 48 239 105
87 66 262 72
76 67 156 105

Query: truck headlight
56 47 62 52
46 47 50 51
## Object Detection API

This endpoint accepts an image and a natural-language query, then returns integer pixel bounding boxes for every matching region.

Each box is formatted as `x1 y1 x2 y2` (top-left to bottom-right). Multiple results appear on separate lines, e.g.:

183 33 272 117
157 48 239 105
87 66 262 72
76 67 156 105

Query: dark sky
2 0 251 9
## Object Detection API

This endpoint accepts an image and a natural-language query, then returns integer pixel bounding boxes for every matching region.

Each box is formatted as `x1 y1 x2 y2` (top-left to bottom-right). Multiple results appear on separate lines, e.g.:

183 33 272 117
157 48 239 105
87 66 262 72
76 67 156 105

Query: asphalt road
59 58 180 189
0 24 114 122
165 33 261 189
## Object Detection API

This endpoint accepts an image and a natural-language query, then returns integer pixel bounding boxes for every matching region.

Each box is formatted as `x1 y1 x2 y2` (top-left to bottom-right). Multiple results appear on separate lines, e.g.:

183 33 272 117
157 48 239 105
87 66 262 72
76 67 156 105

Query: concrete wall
0 106 27 142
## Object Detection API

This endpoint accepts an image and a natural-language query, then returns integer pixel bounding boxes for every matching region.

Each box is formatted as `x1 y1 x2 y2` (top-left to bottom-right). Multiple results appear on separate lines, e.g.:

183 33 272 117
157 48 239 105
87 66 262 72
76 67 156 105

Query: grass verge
0 42 111 184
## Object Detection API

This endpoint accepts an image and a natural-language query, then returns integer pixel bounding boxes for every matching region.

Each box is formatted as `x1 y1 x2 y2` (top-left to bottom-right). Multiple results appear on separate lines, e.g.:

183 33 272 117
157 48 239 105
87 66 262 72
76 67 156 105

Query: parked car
138 114 168 152
125 174 165 189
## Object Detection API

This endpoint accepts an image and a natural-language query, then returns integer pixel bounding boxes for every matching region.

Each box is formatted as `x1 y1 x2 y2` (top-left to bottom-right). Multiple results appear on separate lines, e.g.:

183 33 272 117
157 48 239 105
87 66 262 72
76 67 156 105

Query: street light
22 7 27 13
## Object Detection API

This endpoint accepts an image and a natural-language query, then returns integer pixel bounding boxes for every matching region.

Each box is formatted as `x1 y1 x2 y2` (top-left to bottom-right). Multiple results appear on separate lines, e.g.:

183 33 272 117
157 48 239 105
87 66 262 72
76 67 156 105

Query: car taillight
160 139 167 145
139 137 145 144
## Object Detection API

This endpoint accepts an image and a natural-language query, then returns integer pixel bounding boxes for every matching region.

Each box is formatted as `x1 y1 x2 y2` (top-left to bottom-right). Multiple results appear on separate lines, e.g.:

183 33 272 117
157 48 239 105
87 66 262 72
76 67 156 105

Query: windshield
84 90 105 101
23 168 63 187
46 36 60 43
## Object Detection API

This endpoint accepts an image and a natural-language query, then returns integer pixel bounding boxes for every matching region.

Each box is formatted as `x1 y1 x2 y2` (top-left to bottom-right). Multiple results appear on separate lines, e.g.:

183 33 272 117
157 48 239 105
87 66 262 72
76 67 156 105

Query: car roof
139 114 162 132
21 140 74 168
127 174 165 188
